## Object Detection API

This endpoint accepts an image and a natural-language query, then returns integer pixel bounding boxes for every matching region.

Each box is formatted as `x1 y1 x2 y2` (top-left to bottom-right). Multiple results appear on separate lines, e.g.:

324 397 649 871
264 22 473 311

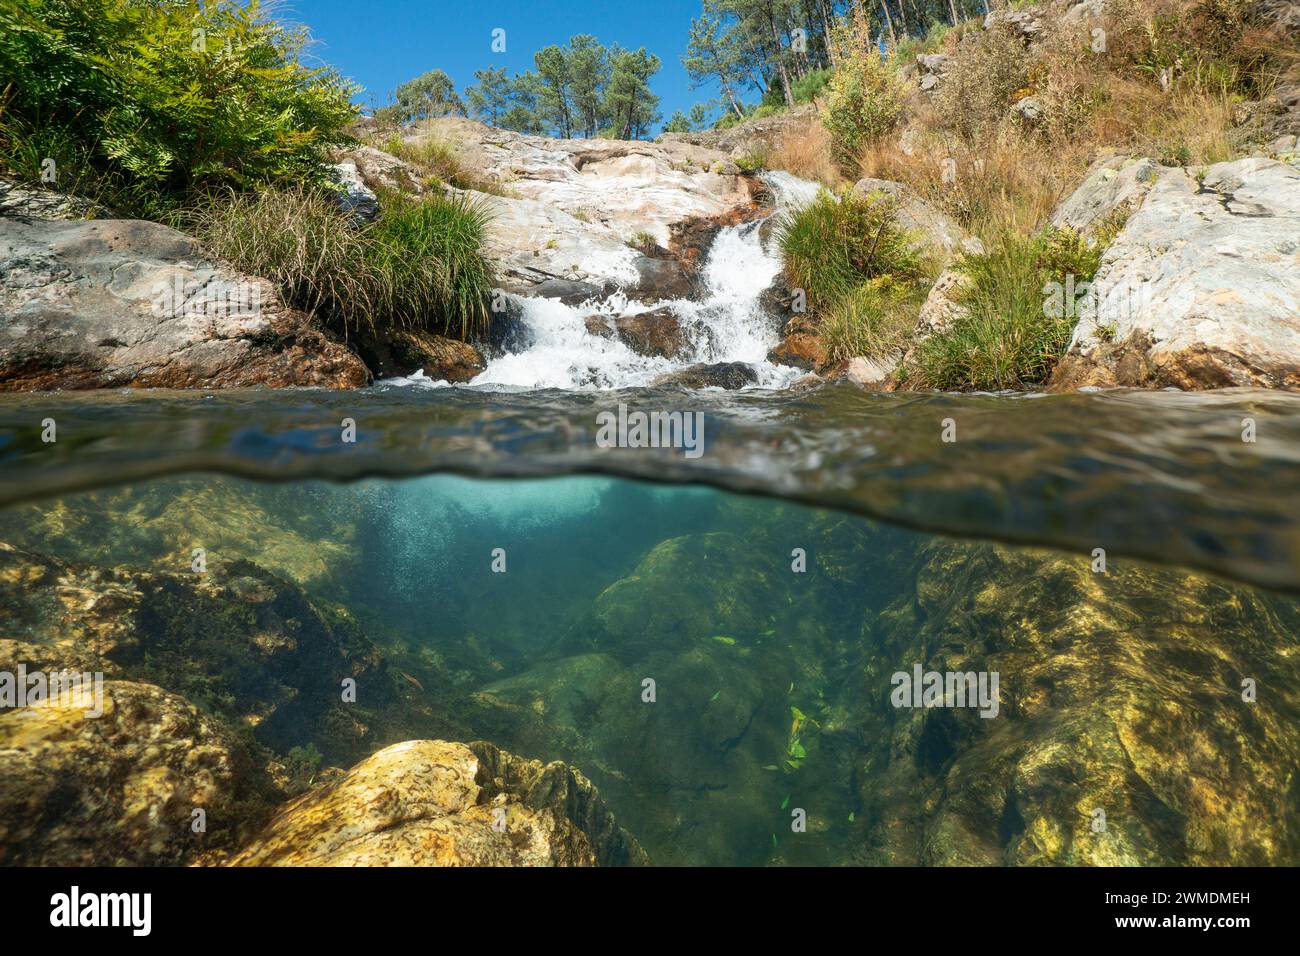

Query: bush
907 223 1116 390
932 22 1031 143
822 55 906 170
776 188 924 309
190 185 496 340
0 0 358 216
791 67 833 104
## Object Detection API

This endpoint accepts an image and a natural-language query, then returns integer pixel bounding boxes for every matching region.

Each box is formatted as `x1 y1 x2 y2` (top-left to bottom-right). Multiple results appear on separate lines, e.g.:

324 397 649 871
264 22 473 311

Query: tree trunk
767 9 795 107
880 1 897 48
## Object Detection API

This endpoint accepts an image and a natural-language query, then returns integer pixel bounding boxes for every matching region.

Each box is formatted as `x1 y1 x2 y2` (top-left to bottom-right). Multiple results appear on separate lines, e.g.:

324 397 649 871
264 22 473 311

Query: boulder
357 329 486 381
0 679 274 865
0 177 103 221
404 118 755 298
614 307 691 359
327 161 380 223
226 739 647 866
1050 153 1163 233
0 217 368 390
651 361 758 389
1052 157 1300 390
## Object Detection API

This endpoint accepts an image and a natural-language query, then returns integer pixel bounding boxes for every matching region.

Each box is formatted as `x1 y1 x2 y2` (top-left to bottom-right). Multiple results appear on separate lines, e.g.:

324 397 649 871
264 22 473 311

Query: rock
651 361 758 389
1011 95 1045 125
614 307 691 359
844 355 897 387
861 539 1300 865
1050 154 1163 233
327 145 425 196
226 739 647 866
852 178 984 261
0 177 103 220
1051 157 1300 390
404 118 754 297
356 329 486 381
1060 0 1108 26
0 541 414 763
0 217 368 390
0 679 275 865
327 161 380 223
908 268 973 345
529 278 605 305
767 313 827 371
660 104 818 158
919 73 940 93
984 6 1044 42
915 53 952 76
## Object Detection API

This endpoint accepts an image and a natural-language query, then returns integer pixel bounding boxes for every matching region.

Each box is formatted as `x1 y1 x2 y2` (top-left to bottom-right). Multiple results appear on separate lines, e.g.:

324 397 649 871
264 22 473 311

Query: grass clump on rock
907 223 1118 391
191 185 496 340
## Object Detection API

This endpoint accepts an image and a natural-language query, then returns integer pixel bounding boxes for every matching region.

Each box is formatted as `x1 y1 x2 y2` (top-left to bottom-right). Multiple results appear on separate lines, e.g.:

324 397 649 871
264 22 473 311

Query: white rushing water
393 171 822 391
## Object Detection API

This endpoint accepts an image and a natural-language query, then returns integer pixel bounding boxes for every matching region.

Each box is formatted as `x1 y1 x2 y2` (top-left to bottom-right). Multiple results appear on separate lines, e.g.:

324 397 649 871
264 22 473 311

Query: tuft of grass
375 132 508 196
906 224 1116 391
188 184 496 340
733 148 769 173
818 278 925 364
776 188 925 310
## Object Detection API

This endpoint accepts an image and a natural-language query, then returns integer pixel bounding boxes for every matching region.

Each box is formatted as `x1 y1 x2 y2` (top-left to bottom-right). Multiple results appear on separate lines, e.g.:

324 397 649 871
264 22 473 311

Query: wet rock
226 739 647 866
614 307 691 359
767 313 827 371
529 278 605 306
356 329 486 381
584 314 614 338
0 679 275 865
1051 157 1300 390
651 361 758 389
629 253 695 302
844 355 897 388
0 217 368 390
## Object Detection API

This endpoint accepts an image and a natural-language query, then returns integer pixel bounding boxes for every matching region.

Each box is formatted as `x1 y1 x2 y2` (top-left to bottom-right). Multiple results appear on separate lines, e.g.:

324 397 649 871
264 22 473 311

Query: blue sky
284 0 721 131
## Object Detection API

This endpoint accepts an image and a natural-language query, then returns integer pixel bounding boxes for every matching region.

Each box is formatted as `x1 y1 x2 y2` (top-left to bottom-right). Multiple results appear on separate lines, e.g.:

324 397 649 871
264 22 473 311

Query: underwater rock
856 540 1300 865
0 679 275 866
0 217 369 390
0 541 425 765
226 738 647 866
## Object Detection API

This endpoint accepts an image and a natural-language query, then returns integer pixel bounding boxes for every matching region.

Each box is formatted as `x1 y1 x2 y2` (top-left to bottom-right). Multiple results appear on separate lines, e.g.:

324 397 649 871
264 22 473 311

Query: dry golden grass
767 117 841 188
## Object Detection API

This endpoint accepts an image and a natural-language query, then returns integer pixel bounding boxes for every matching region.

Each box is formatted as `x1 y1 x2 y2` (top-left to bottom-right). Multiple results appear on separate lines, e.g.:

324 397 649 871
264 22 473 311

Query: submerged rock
0 542 428 764
226 739 646 866
0 679 275 865
0 217 368 390
855 540 1300 865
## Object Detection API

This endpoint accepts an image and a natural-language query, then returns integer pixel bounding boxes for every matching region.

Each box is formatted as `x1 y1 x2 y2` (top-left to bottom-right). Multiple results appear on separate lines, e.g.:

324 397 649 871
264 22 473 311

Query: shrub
791 67 833 104
189 185 496 340
822 55 906 170
932 22 1032 143
0 0 358 216
768 118 839 188
907 223 1116 390
776 188 924 309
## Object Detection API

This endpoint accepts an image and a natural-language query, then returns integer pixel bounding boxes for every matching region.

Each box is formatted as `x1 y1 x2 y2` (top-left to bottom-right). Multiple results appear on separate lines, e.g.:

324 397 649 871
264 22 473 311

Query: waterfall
391 171 823 391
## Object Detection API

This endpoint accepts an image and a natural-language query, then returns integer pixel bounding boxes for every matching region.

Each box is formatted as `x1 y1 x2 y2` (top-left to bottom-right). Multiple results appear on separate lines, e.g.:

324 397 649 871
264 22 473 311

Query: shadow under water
1 384 1299 866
